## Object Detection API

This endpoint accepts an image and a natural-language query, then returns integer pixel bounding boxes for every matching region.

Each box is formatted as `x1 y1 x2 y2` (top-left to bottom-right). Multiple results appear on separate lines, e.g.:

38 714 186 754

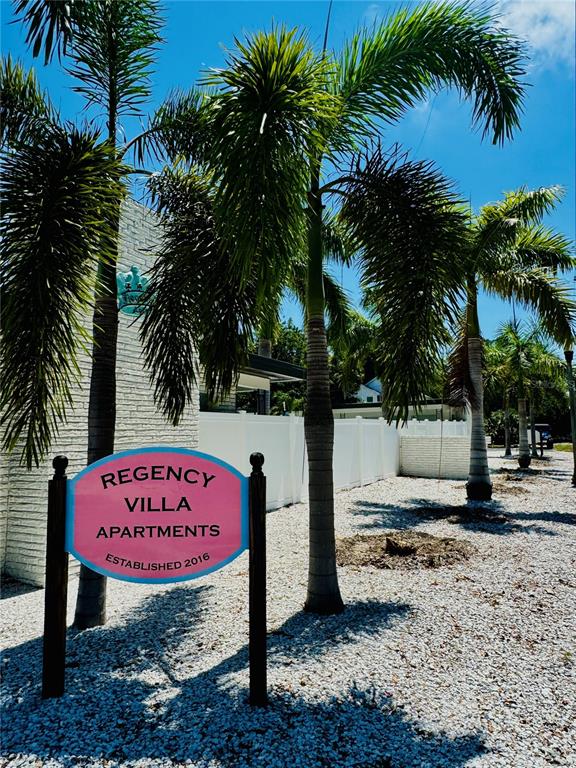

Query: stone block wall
400 436 470 480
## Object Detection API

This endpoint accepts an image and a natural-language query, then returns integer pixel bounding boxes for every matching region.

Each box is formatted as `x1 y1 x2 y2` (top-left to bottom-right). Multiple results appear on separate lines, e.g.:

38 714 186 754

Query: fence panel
198 414 469 502
198 412 402 509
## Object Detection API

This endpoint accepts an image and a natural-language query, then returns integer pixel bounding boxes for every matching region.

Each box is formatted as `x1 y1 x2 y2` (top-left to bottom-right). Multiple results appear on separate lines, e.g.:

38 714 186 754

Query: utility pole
565 347 576 486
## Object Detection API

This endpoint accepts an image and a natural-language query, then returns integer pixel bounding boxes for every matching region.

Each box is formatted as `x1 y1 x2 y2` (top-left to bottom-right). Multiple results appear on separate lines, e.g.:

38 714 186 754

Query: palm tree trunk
517 396 531 468
75 95 120 628
465 281 492 501
504 389 512 457
529 400 538 458
304 165 343 615
257 338 272 414
73 207 120 629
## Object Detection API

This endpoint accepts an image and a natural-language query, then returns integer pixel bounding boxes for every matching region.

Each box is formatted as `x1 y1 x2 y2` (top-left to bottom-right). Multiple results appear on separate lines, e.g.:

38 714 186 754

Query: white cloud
362 2 574 70
363 3 383 27
498 1 575 70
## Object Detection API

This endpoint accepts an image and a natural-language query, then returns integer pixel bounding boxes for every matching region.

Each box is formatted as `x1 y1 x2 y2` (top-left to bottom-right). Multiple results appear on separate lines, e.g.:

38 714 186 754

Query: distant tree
484 409 518 447
274 320 308 366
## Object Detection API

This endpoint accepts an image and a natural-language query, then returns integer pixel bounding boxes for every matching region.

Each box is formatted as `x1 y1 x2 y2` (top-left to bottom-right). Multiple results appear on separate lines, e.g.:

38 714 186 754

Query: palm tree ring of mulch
336 531 476 570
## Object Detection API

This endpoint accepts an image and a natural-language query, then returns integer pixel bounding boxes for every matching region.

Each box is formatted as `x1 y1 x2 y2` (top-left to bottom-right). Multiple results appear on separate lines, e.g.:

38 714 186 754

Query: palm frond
322 271 353 345
341 146 469 420
67 0 163 123
334 1 526 150
483 268 576 346
501 225 575 272
479 186 564 229
127 87 211 166
141 168 262 422
475 186 565 257
13 0 75 64
322 213 357 266
0 126 124 468
447 308 476 407
1 56 55 148
286 260 352 344
203 26 339 291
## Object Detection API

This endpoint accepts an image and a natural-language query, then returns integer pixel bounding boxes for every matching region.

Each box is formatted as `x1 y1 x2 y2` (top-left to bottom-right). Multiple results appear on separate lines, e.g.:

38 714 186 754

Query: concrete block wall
0 199 199 586
0 450 9 572
400 436 470 480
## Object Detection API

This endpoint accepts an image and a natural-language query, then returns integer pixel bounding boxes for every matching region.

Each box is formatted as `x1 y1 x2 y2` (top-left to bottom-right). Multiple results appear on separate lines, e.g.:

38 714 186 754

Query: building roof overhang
243 354 306 383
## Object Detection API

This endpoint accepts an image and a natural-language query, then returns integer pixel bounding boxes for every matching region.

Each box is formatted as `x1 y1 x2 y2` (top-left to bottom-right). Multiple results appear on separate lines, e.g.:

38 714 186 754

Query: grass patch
554 443 573 452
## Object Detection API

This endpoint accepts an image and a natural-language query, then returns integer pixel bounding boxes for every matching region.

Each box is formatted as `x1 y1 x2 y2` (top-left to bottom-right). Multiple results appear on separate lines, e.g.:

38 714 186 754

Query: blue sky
2 0 575 339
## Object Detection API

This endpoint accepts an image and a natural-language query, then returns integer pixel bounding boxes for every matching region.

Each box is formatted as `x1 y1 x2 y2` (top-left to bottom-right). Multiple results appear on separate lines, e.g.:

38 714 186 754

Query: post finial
52 455 68 478
250 452 265 474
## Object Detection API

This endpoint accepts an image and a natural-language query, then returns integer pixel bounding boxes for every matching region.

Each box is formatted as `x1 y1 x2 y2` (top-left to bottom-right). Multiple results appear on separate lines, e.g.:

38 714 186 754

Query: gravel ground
1 449 575 768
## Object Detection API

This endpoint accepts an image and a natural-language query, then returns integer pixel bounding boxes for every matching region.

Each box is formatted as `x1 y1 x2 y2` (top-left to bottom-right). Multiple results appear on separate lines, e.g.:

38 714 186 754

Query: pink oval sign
65 448 248 583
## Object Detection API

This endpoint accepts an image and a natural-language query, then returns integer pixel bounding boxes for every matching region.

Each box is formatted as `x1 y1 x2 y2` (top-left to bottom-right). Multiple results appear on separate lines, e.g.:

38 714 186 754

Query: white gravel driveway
1 450 575 768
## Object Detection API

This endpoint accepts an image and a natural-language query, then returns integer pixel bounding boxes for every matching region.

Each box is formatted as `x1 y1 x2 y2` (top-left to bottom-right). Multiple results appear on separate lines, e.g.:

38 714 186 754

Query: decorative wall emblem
117 265 150 315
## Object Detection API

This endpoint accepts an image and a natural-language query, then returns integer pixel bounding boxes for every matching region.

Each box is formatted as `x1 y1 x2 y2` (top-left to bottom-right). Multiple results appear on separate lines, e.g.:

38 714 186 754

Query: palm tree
450 187 575 498
492 321 568 468
139 5 528 614
1 61 124 468
483 338 512 453
329 312 378 400
2 0 162 628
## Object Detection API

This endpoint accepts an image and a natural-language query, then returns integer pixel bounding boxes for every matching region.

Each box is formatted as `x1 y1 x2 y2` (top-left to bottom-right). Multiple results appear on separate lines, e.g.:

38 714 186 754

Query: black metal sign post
42 456 69 699
41 451 267 704
248 452 268 706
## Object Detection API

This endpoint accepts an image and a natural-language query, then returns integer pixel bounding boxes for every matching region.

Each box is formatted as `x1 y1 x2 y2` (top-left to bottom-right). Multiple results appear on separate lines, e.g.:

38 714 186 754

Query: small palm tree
2 0 163 628
483 339 514 456
492 321 568 467
139 5 528 614
450 187 575 499
329 312 378 400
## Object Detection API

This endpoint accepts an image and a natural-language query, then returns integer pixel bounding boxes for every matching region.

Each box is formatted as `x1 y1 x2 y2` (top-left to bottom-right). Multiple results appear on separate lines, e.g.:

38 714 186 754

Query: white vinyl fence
198 413 400 510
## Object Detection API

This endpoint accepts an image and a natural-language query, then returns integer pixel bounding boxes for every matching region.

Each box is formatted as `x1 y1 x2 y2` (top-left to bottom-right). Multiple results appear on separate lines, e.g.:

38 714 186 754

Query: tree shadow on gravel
1 583 487 768
0 575 41 600
491 465 571 483
351 497 562 537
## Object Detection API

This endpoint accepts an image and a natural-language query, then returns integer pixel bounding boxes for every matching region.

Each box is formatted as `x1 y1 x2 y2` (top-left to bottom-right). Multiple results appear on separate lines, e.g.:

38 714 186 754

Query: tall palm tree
450 187 575 498
2 0 162 628
493 321 568 468
139 5 528 614
1 61 124 468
